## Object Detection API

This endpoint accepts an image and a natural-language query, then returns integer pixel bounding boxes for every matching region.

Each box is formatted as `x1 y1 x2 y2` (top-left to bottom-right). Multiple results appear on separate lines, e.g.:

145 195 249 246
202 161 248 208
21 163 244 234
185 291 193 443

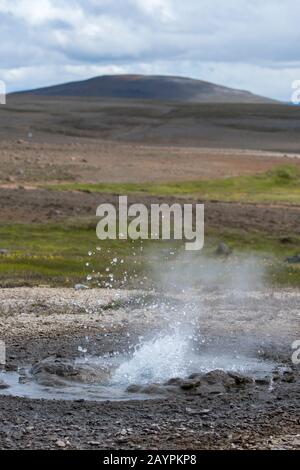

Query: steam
152 249 266 294
84 240 270 384
111 248 269 385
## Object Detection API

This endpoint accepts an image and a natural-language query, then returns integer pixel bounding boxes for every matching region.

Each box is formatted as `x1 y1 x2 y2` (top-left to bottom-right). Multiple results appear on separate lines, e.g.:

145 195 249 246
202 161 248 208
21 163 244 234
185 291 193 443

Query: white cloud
0 0 299 99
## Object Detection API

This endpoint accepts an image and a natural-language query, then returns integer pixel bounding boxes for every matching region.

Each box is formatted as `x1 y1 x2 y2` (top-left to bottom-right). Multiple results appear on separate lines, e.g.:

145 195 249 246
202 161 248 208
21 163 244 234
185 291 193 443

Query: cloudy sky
0 0 299 100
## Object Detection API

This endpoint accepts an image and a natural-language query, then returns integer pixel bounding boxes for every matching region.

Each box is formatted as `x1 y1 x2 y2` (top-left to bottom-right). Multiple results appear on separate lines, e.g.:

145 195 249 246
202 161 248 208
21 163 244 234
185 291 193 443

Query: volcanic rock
126 384 142 393
140 384 165 395
285 254 300 264
0 379 9 389
30 356 111 386
180 370 252 395
215 242 232 256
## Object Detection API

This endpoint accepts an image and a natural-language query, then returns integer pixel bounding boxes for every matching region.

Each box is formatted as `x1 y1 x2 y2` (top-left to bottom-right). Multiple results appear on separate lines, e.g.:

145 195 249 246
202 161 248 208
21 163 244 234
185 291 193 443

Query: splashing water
113 329 197 385
111 327 275 386
81 243 274 388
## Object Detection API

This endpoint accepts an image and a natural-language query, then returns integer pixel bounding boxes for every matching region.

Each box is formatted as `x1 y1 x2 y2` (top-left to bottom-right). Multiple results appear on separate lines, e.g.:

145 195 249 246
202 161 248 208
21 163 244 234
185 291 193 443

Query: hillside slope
16 74 275 103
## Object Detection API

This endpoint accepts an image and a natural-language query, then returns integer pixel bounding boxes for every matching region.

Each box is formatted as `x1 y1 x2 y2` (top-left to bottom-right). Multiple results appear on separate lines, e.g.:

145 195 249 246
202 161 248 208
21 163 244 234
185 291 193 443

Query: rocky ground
1 140 300 186
0 187 300 235
0 110 300 450
0 287 299 450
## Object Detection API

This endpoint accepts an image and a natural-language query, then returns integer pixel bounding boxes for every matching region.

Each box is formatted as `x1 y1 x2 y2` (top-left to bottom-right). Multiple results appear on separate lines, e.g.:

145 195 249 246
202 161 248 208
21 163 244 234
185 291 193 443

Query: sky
0 0 299 100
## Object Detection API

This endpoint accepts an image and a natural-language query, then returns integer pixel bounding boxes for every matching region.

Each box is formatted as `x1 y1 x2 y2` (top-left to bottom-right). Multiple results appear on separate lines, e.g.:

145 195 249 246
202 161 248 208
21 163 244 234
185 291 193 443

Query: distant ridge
15 74 276 103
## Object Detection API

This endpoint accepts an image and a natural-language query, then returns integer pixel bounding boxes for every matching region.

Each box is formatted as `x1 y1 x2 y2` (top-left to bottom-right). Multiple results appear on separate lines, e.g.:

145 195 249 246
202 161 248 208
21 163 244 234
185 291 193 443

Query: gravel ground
0 287 299 450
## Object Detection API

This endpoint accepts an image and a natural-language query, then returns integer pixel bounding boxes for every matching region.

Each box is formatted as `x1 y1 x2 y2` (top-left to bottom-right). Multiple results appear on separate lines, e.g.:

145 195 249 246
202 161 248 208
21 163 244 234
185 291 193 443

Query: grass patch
0 220 300 287
0 221 172 287
0 223 90 286
45 165 300 205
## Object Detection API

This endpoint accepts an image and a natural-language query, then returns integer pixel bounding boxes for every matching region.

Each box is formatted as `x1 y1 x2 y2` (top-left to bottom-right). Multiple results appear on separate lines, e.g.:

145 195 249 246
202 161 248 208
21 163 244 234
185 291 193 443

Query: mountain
16 74 275 103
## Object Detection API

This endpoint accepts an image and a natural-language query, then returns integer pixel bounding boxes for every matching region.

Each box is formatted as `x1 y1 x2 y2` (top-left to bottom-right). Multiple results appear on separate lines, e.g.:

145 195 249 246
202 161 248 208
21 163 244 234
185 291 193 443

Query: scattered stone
116 437 127 444
165 377 182 386
228 372 253 385
74 284 89 290
126 384 142 393
55 440 66 448
19 375 31 384
198 409 211 414
197 382 226 395
272 371 281 382
215 242 232 256
255 377 270 385
31 357 77 379
0 379 9 389
30 356 111 386
281 371 295 383
188 373 202 380
179 370 253 396
0 249 9 254
180 378 200 390
185 407 199 415
5 364 18 372
285 254 300 264
25 426 35 432
88 441 100 446
204 370 236 388
280 237 293 245
141 384 165 395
